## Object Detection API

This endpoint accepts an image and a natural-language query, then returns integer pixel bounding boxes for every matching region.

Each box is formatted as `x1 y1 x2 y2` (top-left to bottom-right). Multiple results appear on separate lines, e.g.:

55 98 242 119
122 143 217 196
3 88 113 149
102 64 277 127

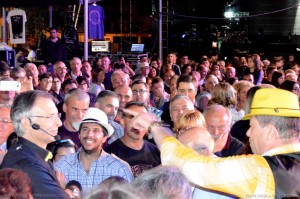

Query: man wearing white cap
127 88 300 198
54 107 133 191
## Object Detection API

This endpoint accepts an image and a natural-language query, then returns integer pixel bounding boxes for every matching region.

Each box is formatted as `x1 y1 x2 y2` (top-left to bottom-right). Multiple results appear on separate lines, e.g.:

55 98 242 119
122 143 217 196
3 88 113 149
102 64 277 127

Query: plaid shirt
161 137 300 198
54 148 133 192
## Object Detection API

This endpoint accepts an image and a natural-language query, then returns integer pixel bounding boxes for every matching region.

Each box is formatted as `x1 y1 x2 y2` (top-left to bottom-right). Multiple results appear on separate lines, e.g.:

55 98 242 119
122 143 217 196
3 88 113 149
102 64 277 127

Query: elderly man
54 61 69 82
204 104 244 157
111 70 130 90
1 90 69 198
127 88 300 198
70 57 82 80
24 63 39 89
54 107 133 191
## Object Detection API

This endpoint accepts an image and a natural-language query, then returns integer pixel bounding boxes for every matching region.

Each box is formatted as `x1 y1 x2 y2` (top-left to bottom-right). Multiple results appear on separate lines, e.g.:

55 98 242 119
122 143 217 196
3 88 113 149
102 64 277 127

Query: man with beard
105 101 161 177
203 104 244 157
54 107 133 191
95 90 124 145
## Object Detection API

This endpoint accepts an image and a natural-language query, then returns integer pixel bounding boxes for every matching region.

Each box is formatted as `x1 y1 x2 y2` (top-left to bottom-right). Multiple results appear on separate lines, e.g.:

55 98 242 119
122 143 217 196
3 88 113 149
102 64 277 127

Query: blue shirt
108 120 124 144
54 148 133 191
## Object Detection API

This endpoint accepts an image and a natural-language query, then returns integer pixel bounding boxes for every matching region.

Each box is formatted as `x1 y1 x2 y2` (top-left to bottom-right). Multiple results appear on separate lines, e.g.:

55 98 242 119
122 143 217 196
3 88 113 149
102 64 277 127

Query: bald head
178 127 214 156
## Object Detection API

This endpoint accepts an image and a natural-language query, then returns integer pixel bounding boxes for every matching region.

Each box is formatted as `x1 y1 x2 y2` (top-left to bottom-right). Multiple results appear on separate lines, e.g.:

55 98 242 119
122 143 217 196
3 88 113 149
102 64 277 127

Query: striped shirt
161 137 300 198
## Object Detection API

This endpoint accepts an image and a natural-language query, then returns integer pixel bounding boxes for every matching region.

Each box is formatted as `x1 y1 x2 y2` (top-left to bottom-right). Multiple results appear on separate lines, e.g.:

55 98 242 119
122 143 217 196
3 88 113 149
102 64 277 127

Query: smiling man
1 90 69 198
54 107 133 191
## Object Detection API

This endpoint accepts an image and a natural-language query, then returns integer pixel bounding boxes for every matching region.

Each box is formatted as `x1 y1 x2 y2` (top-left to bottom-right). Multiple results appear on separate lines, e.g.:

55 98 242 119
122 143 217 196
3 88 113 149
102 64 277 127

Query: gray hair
11 90 54 136
10 67 25 79
169 95 194 110
96 90 118 103
64 88 90 105
132 166 192 199
255 115 300 140
83 183 145 199
203 104 232 126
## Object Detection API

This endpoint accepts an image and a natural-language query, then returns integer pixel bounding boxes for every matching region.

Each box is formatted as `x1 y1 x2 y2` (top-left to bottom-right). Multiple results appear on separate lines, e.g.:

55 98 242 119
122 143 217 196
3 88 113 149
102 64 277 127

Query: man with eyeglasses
1 90 69 198
0 106 14 164
131 80 162 118
54 61 70 83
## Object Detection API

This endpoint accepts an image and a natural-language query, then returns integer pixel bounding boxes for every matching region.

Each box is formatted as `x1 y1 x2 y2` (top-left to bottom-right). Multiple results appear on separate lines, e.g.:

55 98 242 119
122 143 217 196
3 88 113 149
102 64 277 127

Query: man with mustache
203 104 244 157
105 101 161 177
54 107 133 191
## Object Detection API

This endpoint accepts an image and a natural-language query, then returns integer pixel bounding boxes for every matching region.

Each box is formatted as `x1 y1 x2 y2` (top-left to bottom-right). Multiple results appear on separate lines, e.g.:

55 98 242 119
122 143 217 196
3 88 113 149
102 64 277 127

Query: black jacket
1 137 69 199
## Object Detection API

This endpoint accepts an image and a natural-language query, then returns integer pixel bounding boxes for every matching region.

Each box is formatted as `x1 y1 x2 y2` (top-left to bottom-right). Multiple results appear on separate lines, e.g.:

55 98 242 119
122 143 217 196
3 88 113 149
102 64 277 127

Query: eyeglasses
132 89 147 95
41 79 52 84
0 119 12 124
29 113 61 121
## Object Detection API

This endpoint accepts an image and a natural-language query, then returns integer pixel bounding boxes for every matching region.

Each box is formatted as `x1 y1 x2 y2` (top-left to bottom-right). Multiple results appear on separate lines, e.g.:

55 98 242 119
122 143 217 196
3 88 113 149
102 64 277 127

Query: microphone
31 123 61 141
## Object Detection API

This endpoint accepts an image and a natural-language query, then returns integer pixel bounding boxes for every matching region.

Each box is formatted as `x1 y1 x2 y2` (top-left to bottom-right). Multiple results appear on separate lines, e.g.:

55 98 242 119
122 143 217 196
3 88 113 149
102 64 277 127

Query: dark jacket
42 38 67 65
264 153 300 196
1 137 69 199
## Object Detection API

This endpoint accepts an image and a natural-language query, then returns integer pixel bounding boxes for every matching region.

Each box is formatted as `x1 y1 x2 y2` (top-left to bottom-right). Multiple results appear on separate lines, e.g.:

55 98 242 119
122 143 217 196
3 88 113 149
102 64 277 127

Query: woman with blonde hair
233 80 254 112
173 110 206 137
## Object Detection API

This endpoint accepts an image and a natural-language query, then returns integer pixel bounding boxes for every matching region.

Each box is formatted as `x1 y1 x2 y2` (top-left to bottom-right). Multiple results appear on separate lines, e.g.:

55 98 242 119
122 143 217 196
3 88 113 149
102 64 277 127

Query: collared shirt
54 148 133 192
1 137 67 199
70 71 82 80
161 136 300 198
148 106 163 118
107 120 124 144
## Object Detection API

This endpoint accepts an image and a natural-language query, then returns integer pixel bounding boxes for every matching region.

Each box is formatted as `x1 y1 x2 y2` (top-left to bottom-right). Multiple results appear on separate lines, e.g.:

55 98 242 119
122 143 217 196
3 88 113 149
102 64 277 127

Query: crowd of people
0 27 300 199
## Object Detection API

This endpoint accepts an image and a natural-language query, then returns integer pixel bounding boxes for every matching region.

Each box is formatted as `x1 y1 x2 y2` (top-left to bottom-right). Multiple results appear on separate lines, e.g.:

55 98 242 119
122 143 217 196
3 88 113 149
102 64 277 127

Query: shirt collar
17 137 53 161
262 143 300 156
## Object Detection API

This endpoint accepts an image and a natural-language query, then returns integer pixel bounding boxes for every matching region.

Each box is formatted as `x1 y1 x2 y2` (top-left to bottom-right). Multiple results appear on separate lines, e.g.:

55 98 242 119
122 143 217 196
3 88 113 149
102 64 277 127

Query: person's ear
266 124 280 142
62 103 67 113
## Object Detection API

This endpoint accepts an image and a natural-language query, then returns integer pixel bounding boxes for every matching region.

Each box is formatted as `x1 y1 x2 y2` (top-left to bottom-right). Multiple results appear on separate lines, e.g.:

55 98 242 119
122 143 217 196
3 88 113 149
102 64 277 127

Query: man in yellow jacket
125 88 300 198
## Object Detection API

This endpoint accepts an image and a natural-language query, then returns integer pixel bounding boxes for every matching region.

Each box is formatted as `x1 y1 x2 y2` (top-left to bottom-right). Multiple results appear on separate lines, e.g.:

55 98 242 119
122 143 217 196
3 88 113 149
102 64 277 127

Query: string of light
158 2 300 20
